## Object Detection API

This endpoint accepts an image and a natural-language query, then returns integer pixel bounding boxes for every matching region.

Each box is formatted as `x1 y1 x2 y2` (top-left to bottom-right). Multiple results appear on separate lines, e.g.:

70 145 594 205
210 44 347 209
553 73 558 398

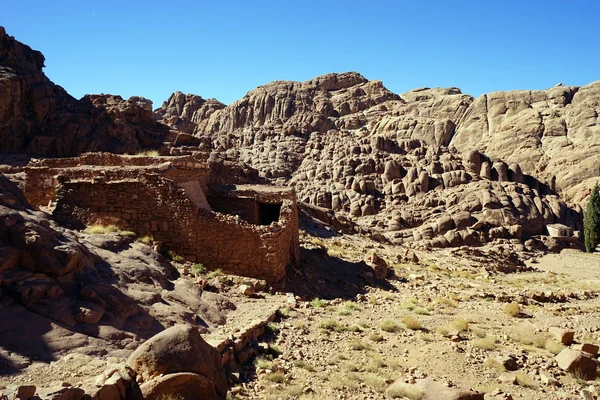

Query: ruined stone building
6 153 300 285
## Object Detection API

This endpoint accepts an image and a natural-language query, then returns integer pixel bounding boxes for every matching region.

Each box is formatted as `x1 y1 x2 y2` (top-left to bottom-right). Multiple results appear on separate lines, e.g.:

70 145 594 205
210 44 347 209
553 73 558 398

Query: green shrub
584 183 600 252
191 263 206 275
167 250 184 263
380 320 401 333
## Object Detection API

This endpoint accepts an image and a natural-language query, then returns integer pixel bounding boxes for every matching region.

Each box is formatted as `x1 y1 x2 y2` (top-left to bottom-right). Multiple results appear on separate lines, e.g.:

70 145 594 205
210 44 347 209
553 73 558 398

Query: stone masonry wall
54 174 299 284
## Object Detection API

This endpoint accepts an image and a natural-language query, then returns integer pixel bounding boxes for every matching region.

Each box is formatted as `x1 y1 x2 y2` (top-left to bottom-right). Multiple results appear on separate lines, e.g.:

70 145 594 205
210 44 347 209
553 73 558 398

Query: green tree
584 184 600 253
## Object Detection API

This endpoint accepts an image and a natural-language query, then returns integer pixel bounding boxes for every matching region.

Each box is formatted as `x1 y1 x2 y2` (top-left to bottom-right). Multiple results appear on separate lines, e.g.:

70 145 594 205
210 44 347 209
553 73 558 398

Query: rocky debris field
224 229 600 400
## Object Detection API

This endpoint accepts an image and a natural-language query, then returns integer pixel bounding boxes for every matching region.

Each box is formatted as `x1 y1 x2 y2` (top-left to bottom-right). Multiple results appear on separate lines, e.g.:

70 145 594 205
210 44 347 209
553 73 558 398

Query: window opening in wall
258 202 281 225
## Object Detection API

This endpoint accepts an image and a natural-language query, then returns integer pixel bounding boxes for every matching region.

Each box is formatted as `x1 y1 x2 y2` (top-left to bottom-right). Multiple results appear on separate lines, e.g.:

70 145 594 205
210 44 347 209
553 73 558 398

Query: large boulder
126 325 227 398
139 373 216 400
555 349 598 380
388 378 484 400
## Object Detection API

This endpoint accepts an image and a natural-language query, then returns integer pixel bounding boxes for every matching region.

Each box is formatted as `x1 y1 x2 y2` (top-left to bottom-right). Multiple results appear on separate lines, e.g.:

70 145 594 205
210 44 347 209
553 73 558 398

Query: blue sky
4 1 599 106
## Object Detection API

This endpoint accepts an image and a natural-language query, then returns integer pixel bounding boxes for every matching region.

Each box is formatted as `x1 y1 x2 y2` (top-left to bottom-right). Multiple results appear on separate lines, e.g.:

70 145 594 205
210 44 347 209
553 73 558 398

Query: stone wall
54 175 299 284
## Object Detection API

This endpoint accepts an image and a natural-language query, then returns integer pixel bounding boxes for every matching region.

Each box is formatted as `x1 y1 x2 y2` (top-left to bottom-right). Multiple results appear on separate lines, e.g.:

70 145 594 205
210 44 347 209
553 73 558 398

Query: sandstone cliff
0 27 168 157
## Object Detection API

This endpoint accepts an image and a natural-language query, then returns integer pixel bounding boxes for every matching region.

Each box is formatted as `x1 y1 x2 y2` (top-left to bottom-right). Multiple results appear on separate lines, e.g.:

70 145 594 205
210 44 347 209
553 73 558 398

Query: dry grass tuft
133 149 159 157
369 333 384 342
138 235 154 245
380 320 402 333
263 371 286 383
472 336 497 350
544 339 565 355
449 318 469 332
387 381 424 399
349 340 370 351
515 371 536 388
504 302 521 317
402 316 423 330
484 357 506 373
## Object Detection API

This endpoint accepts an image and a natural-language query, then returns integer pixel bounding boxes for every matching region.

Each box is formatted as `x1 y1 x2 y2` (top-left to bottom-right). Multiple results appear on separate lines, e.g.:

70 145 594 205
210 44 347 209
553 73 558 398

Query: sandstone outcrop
0 172 231 363
0 27 168 157
126 325 227 399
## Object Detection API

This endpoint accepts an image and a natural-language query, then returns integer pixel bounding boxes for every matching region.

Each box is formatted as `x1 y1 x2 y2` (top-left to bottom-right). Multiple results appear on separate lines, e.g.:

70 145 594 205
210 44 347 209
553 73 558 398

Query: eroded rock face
0 27 168 156
0 172 230 363
126 325 227 398
154 92 226 134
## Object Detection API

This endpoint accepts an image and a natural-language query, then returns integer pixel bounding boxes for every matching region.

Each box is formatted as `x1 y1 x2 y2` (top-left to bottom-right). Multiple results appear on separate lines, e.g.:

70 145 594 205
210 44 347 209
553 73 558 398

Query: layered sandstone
0 27 168 156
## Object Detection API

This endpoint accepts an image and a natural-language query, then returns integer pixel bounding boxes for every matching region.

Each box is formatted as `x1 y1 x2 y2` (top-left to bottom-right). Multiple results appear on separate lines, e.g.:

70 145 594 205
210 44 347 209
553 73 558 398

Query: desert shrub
349 340 370 351
134 149 159 157
206 269 223 279
363 373 386 392
472 336 497 350
319 319 344 332
503 302 521 317
167 250 184 263
414 307 430 315
435 297 458 308
380 320 401 333
584 183 600 252
191 263 206 275
387 381 424 399
402 316 422 330
311 298 327 308
449 318 470 332
484 357 506 373
255 356 274 370
369 333 384 342
544 339 565 355
263 371 285 383
293 359 315 372
138 235 154 245
515 372 536 388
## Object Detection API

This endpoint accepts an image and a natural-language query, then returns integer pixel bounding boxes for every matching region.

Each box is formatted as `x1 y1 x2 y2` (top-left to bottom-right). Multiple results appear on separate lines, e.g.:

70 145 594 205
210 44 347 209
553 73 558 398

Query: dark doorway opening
258 202 281 225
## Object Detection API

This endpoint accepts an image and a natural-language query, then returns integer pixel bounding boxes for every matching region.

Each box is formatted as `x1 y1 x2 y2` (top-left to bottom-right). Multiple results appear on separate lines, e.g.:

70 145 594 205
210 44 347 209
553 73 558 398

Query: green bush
584 184 600 253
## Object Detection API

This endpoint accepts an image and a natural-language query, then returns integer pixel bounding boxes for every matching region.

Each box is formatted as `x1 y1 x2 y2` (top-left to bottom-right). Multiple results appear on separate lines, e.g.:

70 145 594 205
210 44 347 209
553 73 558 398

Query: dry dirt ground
2 227 600 400
232 229 600 400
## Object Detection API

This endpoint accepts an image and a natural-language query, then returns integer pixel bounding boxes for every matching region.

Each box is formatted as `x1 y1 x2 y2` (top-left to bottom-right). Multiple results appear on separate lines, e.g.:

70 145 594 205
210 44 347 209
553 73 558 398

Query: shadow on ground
285 246 396 300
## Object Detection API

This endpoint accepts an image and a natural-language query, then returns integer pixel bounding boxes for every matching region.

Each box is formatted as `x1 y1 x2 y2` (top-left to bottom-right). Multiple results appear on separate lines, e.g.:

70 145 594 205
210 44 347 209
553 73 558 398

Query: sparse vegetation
503 302 521 317
515 372 536 388
167 250 185 263
293 359 315 372
387 381 424 399
133 149 159 157
472 336 497 350
380 319 401 333
584 183 600 253
83 224 135 237
263 371 286 383
349 340 370 351
369 333 384 342
484 357 506 373
138 235 154 245
402 316 422 330
191 263 206 275
544 339 565 355
449 318 469 332
311 298 327 308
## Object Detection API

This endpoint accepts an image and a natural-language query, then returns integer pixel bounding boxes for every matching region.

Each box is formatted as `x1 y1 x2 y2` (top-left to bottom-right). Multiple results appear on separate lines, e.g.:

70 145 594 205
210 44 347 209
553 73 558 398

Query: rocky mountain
0 25 596 250
161 75 593 249
0 172 231 362
0 27 168 157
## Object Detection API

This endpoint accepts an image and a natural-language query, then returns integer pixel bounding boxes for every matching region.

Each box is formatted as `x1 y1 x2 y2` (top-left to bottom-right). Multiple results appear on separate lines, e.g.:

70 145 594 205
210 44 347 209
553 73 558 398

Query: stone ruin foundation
8 152 300 285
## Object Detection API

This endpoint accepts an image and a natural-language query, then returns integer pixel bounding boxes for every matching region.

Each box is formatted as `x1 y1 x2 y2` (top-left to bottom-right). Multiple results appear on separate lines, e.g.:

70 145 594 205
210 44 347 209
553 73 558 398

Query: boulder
555 349 598 380
126 325 227 397
387 378 483 400
548 327 575 345
139 373 217 400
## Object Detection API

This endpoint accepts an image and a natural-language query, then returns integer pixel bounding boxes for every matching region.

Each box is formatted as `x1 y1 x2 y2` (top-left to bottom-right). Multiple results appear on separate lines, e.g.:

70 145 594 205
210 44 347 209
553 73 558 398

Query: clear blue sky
4 0 599 107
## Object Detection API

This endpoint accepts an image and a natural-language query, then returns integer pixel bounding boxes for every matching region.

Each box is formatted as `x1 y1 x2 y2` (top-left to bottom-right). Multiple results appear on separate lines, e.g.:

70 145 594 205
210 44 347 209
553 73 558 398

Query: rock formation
0 172 231 363
0 27 168 157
